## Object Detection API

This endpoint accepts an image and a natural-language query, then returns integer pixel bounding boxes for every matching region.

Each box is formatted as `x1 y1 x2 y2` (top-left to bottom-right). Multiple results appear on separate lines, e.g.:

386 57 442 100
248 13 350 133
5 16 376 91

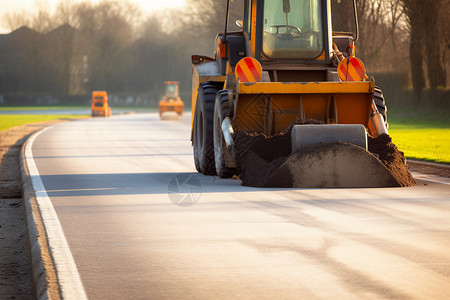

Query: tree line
0 0 448 105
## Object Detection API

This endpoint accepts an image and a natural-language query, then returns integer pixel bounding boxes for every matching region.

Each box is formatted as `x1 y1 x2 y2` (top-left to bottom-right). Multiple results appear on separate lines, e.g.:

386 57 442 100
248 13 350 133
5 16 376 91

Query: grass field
0 106 85 111
0 114 88 131
1 107 448 164
388 111 450 164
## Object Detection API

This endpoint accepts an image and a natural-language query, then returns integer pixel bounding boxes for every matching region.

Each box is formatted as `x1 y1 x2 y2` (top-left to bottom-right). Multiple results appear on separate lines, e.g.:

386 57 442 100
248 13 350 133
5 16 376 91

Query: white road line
26 126 88 300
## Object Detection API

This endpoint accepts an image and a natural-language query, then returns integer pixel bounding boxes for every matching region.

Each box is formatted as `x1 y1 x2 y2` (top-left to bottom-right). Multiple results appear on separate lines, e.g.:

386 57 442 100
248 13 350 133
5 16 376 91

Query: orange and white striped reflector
235 57 262 82
337 56 368 82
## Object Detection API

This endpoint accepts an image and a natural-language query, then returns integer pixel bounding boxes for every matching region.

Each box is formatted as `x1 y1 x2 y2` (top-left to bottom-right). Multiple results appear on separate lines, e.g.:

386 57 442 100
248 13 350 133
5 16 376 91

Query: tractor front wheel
213 90 236 178
193 82 220 175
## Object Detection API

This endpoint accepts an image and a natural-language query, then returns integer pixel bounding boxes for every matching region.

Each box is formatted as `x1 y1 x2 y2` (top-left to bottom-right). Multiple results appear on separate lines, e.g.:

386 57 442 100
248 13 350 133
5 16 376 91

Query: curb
407 159 450 178
21 134 62 300
407 159 450 170
21 126 88 300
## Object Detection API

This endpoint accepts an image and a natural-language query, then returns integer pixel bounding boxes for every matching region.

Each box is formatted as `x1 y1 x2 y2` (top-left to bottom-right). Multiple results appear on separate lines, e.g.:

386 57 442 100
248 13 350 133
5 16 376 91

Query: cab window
262 0 324 59
166 84 177 95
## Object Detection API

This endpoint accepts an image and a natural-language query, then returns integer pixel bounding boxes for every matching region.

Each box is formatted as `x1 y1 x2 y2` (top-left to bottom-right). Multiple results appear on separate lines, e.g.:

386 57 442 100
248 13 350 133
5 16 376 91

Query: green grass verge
0 114 88 132
388 111 450 164
0 106 86 111
1 108 447 164
0 105 158 112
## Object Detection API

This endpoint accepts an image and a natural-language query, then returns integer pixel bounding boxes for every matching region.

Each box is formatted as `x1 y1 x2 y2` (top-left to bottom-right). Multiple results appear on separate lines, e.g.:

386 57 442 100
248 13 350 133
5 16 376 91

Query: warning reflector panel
235 57 262 82
337 57 368 82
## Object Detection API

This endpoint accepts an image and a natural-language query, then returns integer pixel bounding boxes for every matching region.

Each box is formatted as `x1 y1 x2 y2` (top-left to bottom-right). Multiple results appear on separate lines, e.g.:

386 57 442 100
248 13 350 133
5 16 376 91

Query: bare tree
355 0 406 71
30 2 55 33
2 11 31 32
54 0 77 27
181 0 243 53
401 0 448 92
72 1 140 92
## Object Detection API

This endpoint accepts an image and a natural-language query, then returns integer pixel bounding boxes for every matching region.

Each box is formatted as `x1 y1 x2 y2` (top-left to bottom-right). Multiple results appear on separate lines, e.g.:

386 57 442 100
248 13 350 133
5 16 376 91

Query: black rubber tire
193 107 201 172
213 90 237 178
374 86 388 127
193 82 221 175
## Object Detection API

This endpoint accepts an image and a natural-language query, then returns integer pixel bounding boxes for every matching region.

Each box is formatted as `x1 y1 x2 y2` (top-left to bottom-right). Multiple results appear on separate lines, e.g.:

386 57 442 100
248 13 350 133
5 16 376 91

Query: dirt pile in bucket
368 134 416 187
234 129 291 187
234 130 416 188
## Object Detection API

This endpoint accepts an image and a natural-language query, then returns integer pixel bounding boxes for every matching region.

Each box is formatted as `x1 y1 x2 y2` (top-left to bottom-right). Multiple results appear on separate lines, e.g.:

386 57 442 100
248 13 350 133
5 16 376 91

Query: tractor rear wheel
374 86 388 127
193 82 220 175
213 90 237 178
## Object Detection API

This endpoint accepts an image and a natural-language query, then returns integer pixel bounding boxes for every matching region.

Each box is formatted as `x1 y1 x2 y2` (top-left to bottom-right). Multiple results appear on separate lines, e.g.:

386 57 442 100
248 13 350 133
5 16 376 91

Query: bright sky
0 0 186 33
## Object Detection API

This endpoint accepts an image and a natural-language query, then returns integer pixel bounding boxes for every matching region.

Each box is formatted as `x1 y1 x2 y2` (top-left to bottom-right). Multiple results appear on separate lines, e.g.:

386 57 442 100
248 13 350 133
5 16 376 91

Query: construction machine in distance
190 0 414 188
91 91 111 117
159 81 184 119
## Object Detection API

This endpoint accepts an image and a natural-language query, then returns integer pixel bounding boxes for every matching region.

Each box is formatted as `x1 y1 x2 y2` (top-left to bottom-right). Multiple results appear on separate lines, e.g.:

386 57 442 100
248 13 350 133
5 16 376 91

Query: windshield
262 0 324 59
166 84 177 96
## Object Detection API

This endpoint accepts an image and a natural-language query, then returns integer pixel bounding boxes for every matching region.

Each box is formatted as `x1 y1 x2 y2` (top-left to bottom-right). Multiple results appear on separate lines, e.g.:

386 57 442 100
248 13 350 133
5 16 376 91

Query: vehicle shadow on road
37 172 296 198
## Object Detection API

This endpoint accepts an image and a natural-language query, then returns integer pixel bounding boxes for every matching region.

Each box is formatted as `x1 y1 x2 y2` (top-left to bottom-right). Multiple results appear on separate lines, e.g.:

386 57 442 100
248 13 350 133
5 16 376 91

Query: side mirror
236 20 243 29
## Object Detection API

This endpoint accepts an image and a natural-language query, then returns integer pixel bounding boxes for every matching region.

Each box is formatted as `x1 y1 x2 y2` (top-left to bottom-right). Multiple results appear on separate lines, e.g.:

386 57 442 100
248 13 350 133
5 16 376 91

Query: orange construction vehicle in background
159 81 184 119
91 91 111 117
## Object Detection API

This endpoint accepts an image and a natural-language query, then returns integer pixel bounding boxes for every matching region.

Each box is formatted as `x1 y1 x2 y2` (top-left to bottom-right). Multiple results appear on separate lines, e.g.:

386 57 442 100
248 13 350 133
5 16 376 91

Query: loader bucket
263 143 400 188
234 130 415 188
231 81 415 188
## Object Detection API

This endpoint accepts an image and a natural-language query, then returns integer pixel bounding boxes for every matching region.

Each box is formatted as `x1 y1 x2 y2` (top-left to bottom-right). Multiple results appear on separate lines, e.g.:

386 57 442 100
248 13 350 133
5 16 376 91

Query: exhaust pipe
370 100 388 136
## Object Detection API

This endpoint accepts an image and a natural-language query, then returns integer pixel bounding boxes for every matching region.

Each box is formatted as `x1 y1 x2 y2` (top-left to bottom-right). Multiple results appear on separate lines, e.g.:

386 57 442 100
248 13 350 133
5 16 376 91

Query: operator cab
240 0 358 64
228 0 359 82
165 82 179 100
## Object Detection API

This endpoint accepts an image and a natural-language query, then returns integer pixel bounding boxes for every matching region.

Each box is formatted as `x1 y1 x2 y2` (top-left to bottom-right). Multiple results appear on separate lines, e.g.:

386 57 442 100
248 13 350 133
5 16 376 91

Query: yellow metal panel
326 0 333 60
233 81 374 135
250 0 257 57
191 66 200 129
334 94 372 126
239 81 374 94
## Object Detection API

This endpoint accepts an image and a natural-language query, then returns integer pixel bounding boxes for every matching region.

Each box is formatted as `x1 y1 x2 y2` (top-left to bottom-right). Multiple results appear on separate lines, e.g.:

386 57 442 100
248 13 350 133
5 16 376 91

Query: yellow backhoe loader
91 91 111 117
191 0 414 188
159 81 184 119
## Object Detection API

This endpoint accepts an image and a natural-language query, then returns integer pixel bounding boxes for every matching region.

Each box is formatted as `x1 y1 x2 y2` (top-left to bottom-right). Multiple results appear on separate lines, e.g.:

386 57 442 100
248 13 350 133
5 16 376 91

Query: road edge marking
21 125 88 300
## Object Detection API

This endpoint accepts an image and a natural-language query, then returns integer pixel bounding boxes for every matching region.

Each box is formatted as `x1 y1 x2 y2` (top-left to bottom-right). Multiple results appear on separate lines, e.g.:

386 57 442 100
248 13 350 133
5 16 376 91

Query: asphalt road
29 113 450 299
